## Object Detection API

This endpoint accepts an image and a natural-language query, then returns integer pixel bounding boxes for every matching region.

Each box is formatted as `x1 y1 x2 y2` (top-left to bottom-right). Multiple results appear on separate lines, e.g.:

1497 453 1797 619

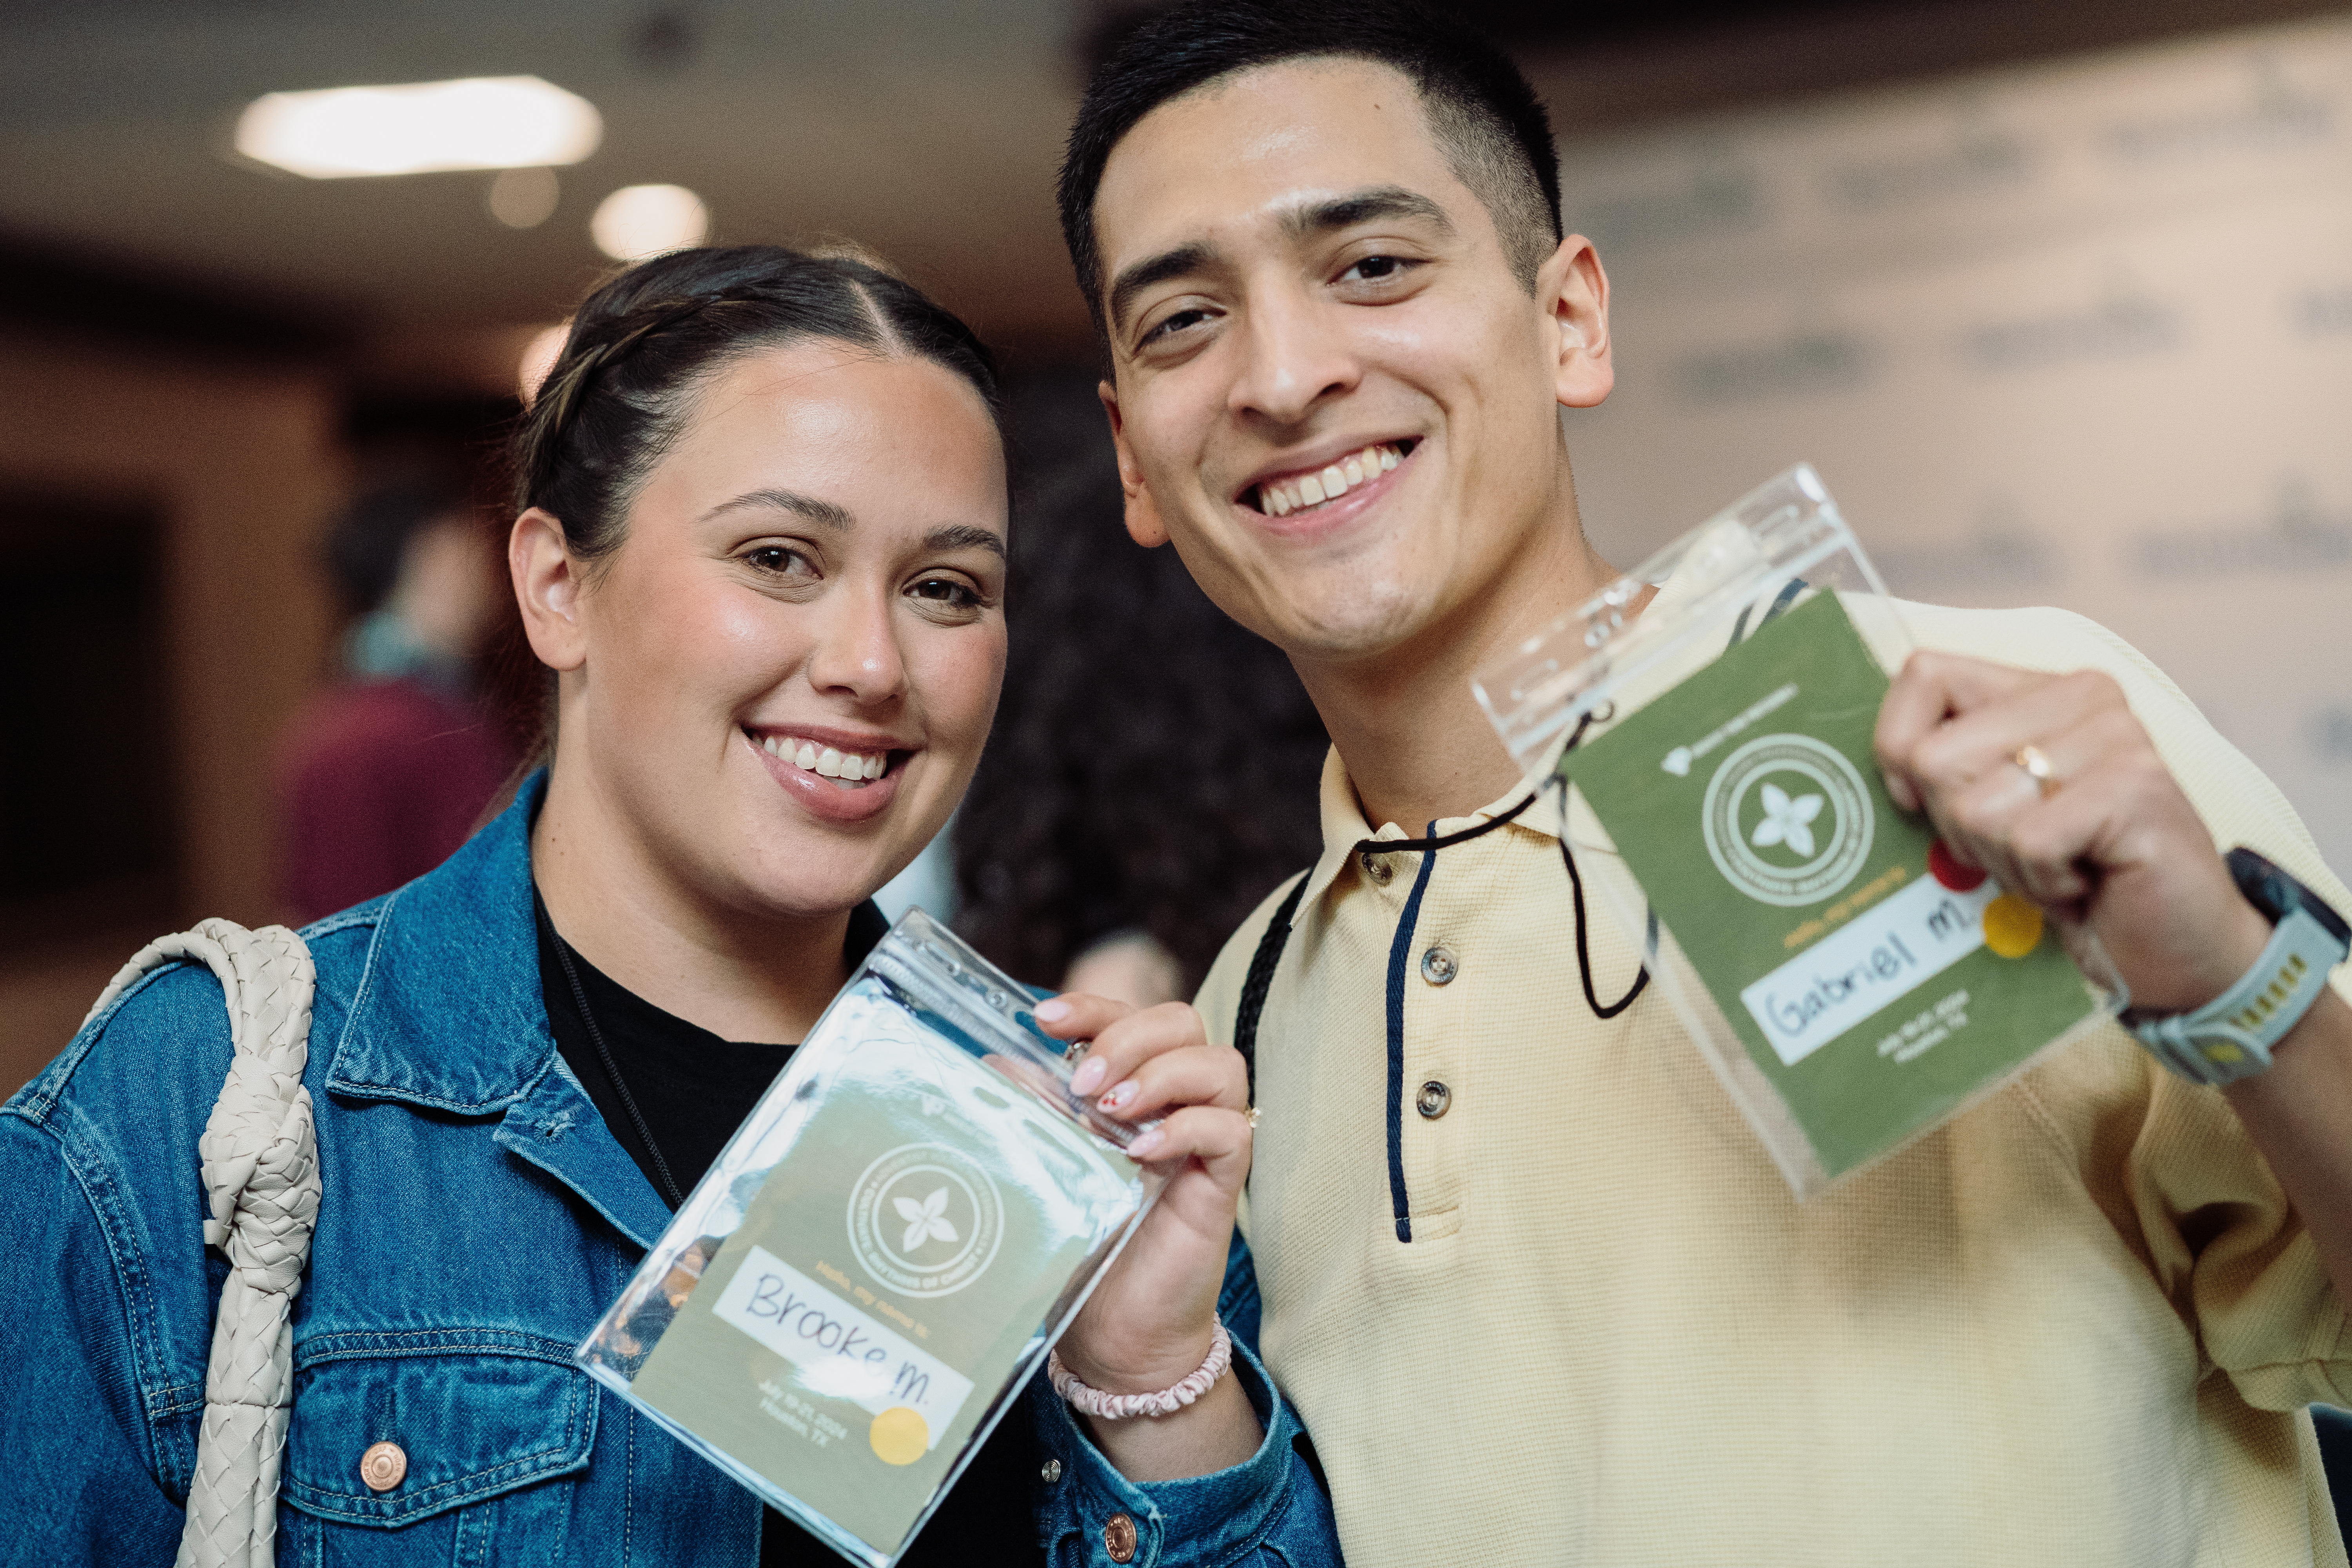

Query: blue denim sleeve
1031 1233 1343 1566
0 1089 191 1559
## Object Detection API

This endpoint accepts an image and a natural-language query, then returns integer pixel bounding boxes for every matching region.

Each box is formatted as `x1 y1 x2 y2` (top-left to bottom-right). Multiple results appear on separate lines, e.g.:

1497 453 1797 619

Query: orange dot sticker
1982 895 2043 958
869 1406 928 1466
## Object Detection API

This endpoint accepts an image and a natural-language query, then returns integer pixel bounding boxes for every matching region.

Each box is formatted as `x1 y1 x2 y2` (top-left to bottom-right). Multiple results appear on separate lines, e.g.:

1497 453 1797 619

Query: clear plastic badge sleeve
577 909 1162 1566
1472 465 2122 1198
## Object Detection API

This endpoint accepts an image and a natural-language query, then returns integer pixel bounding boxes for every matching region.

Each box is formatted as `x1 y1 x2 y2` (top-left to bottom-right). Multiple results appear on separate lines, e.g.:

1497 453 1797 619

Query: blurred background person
952 375 1330 1007
272 479 516 923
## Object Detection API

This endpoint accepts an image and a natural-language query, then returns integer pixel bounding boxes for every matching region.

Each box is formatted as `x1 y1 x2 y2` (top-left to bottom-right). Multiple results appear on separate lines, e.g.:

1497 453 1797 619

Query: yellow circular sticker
1982 895 2043 958
869 1406 928 1466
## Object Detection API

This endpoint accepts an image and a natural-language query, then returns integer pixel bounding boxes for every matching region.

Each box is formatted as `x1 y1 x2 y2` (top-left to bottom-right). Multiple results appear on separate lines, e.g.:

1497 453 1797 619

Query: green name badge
579 913 1158 1567
1561 588 2104 1178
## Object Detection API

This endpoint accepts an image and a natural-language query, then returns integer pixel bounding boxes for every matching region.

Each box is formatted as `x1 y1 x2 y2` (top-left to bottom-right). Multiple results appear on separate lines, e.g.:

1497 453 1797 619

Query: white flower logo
893 1187 958 1254
1703 735 1874 907
1750 781 1825 858
849 1145 1004 1298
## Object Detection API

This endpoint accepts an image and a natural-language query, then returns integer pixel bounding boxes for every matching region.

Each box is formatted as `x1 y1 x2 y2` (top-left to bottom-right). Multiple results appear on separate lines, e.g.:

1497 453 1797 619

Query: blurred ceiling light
519 322 572 408
236 76 601 178
489 167 562 229
592 184 708 260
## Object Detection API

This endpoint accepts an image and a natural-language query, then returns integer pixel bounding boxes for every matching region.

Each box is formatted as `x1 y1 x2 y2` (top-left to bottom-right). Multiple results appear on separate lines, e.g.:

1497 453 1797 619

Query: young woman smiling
0 246 1339 1566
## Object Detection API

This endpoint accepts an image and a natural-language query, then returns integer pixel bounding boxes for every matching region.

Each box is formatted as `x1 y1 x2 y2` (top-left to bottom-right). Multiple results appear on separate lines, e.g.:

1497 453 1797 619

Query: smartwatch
2127 847 2350 1085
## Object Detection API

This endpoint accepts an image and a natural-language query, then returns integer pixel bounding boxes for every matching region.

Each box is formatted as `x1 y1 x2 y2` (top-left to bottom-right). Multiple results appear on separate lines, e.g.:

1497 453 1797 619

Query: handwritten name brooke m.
741 1273 931 1406
1741 874 1998 1067
711 1245 974 1440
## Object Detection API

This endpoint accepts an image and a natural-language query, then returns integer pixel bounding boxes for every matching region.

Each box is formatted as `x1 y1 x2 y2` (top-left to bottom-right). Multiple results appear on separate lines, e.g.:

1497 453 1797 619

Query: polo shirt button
1420 945 1459 985
1103 1511 1139 1562
1416 1080 1452 1119
1040 1457 1062 1484
359 1440 407 1492
1360 851 1394 885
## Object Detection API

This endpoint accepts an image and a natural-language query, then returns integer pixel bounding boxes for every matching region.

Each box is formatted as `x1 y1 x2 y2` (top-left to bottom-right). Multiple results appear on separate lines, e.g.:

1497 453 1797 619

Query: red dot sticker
1929 839 1986 891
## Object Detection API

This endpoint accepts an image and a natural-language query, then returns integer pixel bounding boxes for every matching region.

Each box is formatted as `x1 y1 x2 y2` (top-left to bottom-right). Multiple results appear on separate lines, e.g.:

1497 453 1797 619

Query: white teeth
759 734 891 782
1254 443 1404 515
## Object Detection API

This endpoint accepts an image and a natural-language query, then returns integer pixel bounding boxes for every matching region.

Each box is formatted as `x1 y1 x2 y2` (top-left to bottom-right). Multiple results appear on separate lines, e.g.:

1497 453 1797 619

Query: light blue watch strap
2130 907 2347 1085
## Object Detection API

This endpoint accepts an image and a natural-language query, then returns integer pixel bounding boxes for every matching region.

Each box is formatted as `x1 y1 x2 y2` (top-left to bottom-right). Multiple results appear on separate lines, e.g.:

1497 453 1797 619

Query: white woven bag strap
83 917 320 1568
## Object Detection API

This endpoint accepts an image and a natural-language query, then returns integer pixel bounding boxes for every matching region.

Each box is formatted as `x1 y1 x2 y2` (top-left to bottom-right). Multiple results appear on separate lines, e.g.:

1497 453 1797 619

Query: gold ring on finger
2013 744 2058 797
1245 1105 1261 1130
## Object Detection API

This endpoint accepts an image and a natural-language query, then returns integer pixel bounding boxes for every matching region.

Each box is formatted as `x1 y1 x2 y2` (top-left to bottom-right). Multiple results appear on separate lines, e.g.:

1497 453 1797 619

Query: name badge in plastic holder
1472 465 2120 1198
578 909 1163 1567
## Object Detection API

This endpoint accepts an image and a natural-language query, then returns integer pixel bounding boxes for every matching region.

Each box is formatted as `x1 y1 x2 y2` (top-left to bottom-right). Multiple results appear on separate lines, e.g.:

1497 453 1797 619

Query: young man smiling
1048 3 2352 1564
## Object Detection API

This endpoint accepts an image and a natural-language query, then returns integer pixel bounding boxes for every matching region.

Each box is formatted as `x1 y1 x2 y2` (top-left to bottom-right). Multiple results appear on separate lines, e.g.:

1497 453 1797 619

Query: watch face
2226 847 2352 947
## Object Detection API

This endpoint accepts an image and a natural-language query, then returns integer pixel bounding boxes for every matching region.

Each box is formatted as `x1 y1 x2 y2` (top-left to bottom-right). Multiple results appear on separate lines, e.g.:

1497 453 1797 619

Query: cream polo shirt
1200 599 2352 1568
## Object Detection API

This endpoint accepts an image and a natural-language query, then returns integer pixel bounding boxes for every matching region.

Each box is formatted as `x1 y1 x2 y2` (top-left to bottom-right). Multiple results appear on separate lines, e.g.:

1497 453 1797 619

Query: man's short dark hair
1057 0 1563 339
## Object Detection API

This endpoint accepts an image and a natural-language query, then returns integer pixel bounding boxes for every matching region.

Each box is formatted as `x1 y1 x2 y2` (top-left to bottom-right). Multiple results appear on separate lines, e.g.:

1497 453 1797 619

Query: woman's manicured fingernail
1127 1129 1165 1158
1099 1080 1138 1113
1070 1057 1105 1096
1035 998 1071 1023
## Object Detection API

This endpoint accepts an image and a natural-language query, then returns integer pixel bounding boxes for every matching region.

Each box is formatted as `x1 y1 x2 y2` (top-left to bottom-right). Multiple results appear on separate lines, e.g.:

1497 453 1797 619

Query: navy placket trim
1382 824 1441 1244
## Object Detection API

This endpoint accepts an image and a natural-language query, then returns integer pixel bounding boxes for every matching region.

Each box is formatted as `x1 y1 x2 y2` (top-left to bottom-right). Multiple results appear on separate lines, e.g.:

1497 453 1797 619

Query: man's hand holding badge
1875 650 2352 1304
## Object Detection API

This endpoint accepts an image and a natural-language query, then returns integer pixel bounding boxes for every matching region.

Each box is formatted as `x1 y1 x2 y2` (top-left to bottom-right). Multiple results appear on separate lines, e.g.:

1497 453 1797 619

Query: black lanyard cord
1551 774 1651 1019
539 891 688 1209
1345 787 1539 861
1236 712 1652 1098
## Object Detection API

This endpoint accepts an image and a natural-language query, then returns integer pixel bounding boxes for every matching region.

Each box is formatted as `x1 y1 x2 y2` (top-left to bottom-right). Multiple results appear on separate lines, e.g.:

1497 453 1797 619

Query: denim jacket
0 777 1339 1566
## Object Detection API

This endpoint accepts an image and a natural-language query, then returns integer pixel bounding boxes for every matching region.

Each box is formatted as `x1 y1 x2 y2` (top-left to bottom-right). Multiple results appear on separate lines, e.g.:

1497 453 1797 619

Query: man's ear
1541 234 1614 411
1099 380 1170 549
510 507 589 672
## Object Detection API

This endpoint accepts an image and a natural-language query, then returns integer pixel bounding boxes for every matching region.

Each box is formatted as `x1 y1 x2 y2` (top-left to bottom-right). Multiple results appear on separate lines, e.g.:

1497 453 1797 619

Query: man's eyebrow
1104 187 1454 334
1108 241 1216 336
703 488 854 530
1281 185 1454 242
924 524 1006 561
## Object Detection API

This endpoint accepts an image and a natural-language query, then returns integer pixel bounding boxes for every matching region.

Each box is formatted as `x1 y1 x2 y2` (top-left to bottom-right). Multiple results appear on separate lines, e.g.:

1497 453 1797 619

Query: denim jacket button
1040 1457 1062 1484
1103 1511 1138 1563
359 1440 408 1492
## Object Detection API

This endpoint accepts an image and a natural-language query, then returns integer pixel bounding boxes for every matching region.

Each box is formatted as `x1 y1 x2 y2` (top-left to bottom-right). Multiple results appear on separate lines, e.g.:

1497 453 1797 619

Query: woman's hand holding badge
1031 993 1263 1480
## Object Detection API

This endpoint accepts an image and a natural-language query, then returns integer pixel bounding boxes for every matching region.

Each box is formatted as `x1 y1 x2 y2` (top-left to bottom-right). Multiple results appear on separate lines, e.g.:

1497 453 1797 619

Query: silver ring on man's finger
2013 744 2059 798
1245 1105 1261 1130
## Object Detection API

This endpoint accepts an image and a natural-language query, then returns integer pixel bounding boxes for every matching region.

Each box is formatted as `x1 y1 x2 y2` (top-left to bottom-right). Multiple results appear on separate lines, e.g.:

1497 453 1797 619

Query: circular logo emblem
1699 732 1875 907
846 1142 1005 1299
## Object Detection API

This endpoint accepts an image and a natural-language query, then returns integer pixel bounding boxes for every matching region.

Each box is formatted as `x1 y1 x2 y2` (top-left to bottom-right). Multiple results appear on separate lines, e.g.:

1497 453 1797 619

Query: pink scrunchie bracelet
1047 1318 1233 1420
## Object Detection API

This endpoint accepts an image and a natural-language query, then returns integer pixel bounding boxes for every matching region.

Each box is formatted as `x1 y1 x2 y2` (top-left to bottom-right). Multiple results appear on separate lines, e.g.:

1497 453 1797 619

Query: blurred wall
1549 13 2352 873
0 330 342 1087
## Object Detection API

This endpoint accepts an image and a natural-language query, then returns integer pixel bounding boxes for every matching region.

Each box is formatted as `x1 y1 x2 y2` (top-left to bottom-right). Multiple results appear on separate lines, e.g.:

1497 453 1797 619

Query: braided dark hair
486 244 1005 757
513 244 1004 568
